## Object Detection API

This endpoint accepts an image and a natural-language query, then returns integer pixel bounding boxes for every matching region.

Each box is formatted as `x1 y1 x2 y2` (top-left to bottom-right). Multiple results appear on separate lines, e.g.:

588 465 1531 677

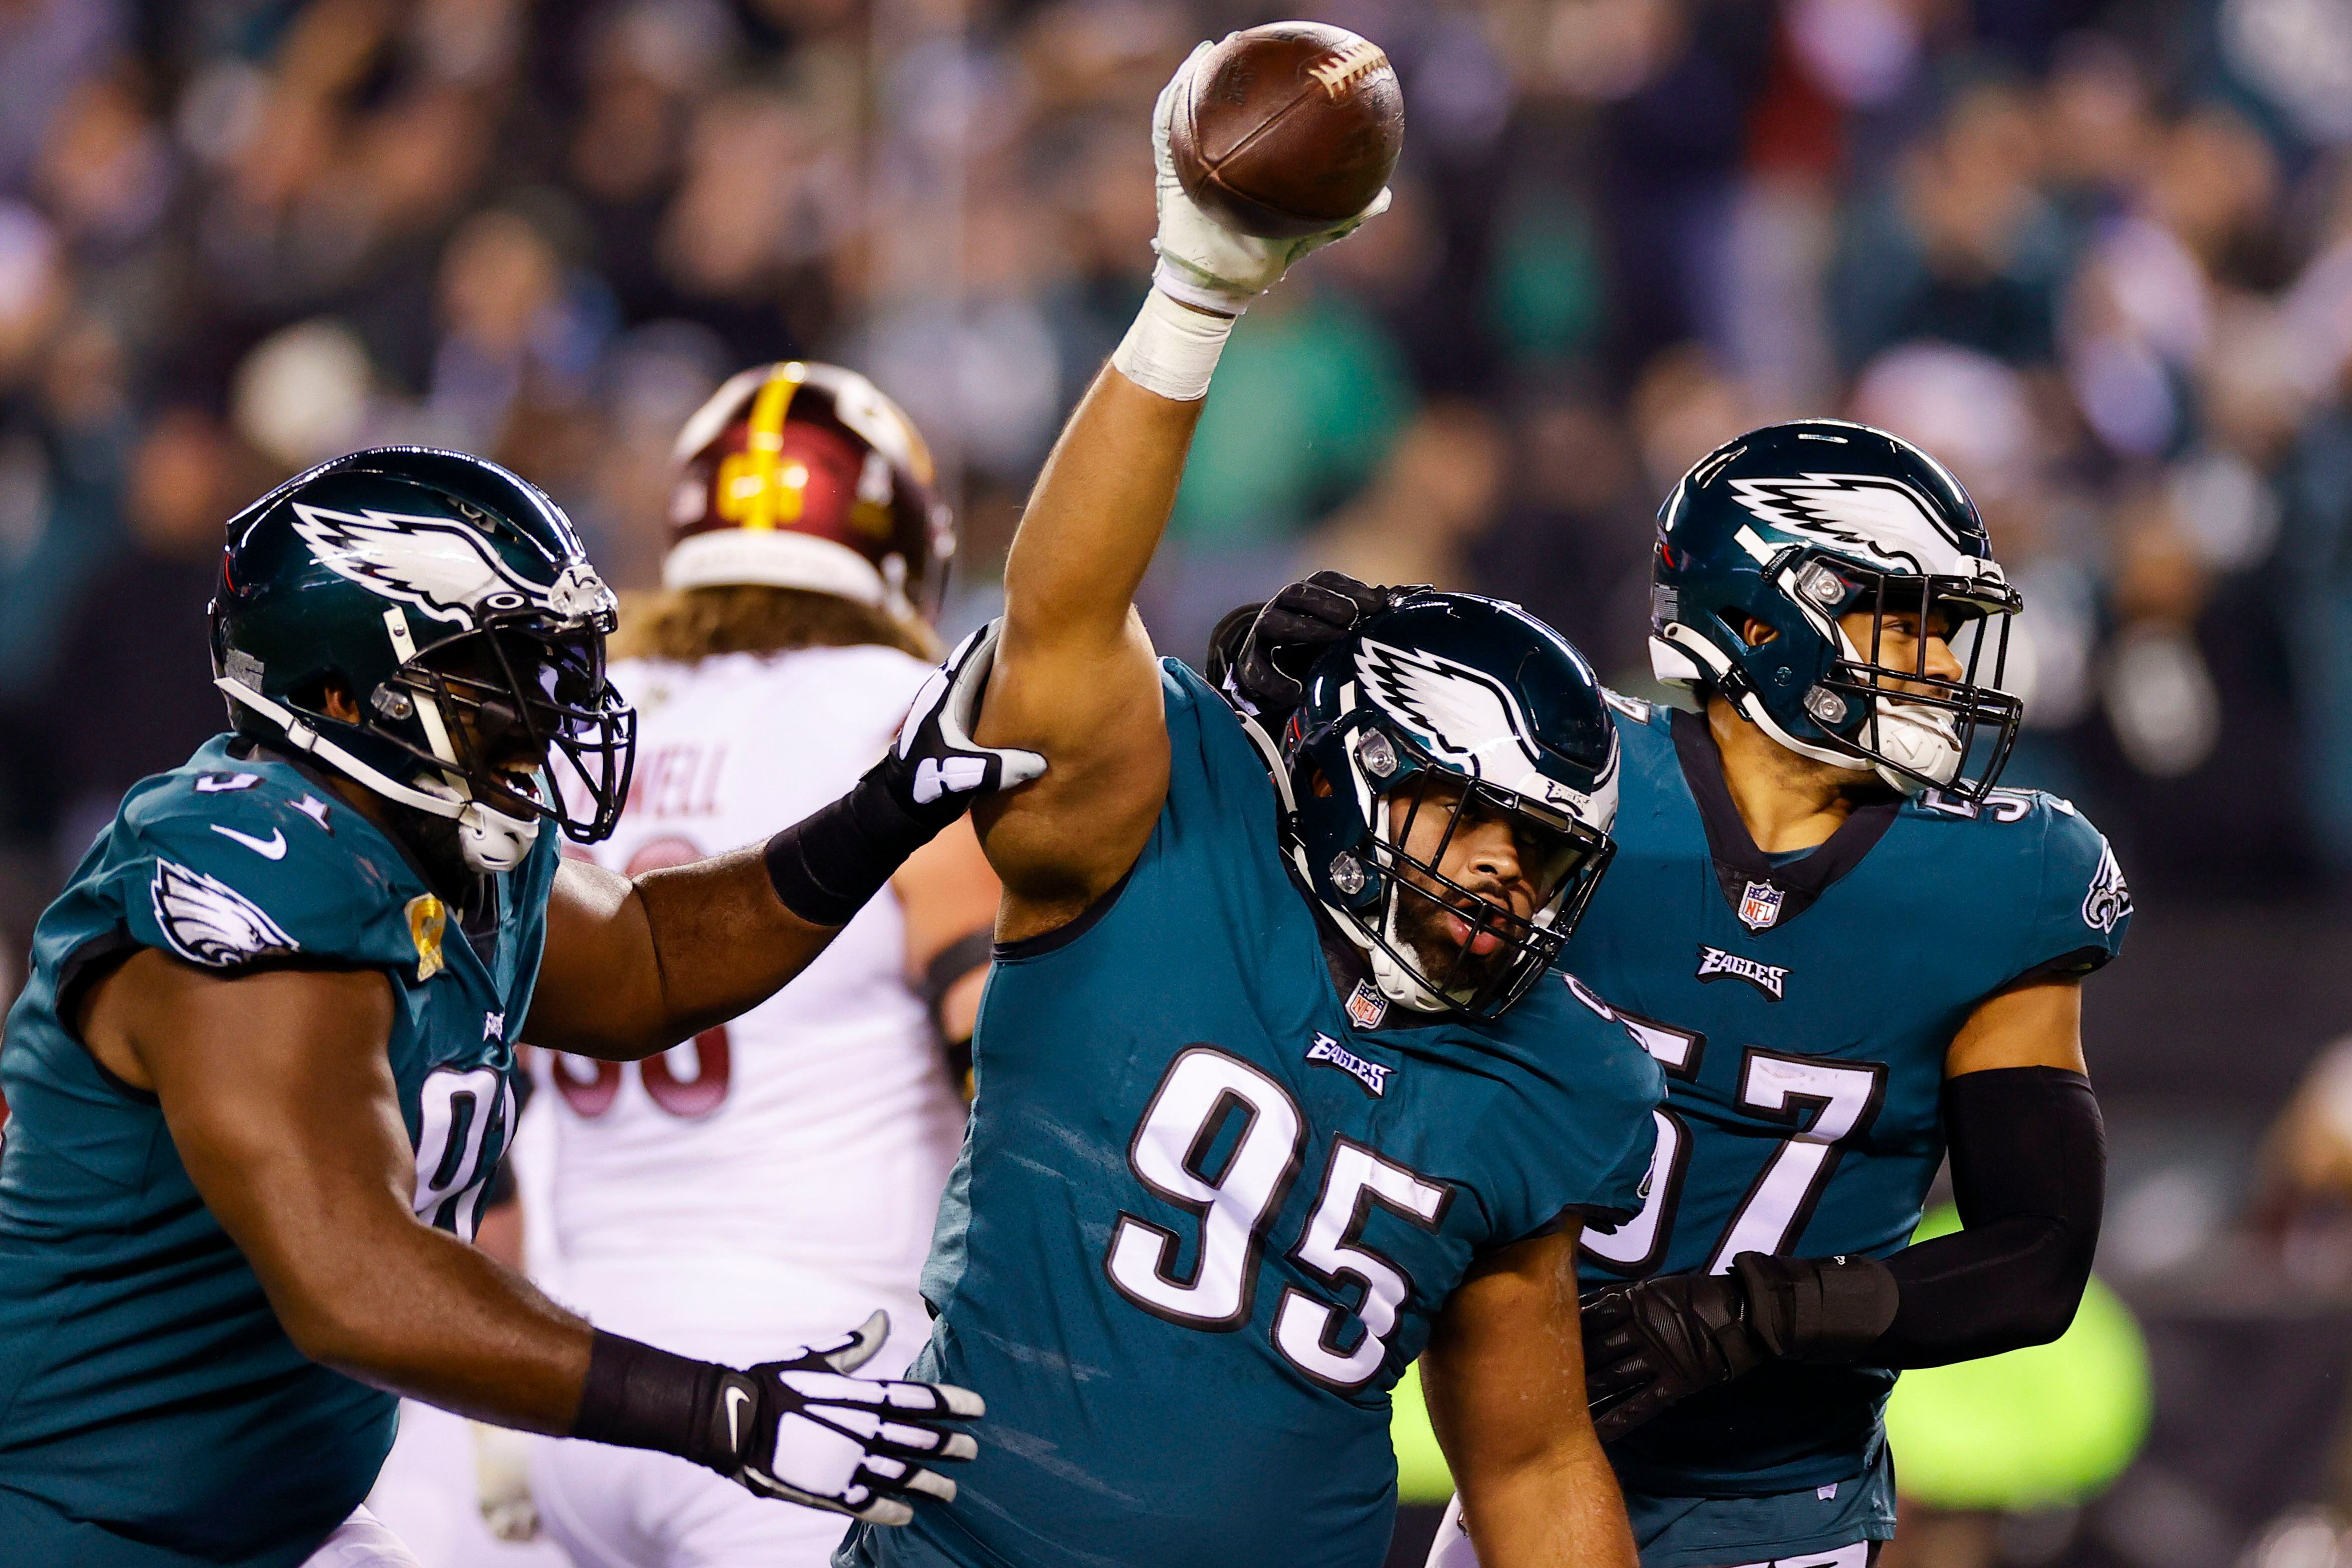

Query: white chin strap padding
414 778 541 874
1827 625 1963 794
1867 701 1963 794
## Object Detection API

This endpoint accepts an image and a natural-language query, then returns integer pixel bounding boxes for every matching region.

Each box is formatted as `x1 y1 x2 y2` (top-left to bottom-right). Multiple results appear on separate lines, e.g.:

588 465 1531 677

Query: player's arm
81 950 978 1523
1584 979 2105 1439
1422 1226 1639 1568
971 47 1387 939
1873 976 2102 1360
895 817 999 1091
968 365 1192 934
527 629 1041 1060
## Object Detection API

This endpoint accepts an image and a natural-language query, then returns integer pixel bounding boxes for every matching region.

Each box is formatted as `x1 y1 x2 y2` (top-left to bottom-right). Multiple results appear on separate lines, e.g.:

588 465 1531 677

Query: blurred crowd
10 0 2352 948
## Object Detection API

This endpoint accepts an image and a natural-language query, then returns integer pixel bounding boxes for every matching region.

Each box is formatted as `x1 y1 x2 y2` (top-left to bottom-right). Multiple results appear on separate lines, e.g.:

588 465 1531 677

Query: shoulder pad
113 773 428 974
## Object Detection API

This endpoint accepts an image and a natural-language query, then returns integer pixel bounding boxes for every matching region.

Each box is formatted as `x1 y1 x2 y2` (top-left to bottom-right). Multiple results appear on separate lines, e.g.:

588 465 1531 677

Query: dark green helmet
1650 419 2023 801
209 447 636 873
1270 592 1618 1020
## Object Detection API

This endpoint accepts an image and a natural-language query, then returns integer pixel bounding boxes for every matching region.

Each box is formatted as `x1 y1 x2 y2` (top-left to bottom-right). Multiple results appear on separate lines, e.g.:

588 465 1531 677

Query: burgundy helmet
666 361 953 619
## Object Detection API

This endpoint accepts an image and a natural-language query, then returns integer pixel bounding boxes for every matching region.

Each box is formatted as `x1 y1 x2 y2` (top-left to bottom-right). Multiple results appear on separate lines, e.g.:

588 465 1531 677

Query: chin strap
1232 703 1468 1017
1651 623 1961 798
213 676 540 874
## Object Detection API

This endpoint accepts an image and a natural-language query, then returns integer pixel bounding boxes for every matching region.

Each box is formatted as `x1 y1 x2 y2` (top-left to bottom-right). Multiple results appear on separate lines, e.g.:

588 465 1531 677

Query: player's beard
1389 879 1523 999
391 799 491 909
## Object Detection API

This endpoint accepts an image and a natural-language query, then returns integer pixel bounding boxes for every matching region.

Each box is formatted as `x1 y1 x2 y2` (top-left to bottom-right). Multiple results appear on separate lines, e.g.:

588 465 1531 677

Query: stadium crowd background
10 0 2352 1564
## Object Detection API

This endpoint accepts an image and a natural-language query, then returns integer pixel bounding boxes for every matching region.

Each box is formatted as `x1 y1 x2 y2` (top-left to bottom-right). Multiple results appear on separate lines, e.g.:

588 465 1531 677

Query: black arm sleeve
1875 1065 2106 1368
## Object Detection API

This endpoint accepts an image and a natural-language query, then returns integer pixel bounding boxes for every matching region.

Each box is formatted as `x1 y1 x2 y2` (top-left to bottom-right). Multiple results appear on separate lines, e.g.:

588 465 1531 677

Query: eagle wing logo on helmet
151 859 300 968
1353 638 1597 815
1726 473 1975 575
290 502 564 626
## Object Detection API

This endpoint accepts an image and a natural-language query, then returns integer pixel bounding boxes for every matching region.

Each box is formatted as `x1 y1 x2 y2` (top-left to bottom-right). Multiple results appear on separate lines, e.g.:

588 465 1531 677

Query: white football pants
298 1507 424 1568
531 1260 930 1568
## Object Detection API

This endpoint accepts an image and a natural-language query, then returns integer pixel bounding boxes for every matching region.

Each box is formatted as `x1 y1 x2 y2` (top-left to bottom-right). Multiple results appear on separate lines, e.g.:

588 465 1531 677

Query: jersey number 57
1103 1047 1451 1392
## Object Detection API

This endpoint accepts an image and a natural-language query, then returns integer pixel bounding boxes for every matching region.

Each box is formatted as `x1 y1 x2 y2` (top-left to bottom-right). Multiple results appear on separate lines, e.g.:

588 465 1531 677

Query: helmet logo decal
1725 472 1975 575
151 859 300 968
290 502 606 626
1352 637 1592 815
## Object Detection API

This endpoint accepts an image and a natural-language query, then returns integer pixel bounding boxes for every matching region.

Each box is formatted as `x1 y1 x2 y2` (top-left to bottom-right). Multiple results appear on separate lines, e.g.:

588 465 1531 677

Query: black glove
1582 1252 1898 1442
764 621 1044 927
699 1313 983 1525
1205 571 1422 719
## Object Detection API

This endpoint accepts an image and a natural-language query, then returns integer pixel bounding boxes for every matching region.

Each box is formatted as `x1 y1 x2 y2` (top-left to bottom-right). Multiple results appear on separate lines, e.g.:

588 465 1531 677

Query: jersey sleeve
2007 796 2131 987
102 784 423 975
1479 988 1667 1248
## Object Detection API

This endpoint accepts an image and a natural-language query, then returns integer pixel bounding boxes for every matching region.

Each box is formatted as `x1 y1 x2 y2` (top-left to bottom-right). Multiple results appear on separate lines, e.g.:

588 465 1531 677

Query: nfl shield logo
1346 979 1389 1030
1738 880 1784 931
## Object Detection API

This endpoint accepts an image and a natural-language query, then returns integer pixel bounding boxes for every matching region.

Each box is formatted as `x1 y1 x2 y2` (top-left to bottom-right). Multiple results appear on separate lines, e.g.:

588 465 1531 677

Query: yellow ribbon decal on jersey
715 362 809 531
408 894 447 981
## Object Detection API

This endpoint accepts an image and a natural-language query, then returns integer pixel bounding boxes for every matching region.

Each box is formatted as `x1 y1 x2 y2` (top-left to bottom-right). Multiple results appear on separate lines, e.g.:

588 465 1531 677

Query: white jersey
537 644 966 1339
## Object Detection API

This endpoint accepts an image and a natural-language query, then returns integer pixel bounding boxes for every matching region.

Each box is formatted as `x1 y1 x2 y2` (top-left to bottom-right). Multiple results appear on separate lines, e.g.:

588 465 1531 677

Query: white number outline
1103 1048 1458 1384
1104 1047 1305 1330
413 1065 514 1241
1273 1137 1453 1390
1701 1049 1887 1274
1570 978 1707 1277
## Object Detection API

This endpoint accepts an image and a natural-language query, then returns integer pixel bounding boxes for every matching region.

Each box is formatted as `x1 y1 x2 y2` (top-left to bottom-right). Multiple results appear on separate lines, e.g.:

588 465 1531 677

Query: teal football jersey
843 662 1663 1568
0 735 557 1567
1567 701 2130 1501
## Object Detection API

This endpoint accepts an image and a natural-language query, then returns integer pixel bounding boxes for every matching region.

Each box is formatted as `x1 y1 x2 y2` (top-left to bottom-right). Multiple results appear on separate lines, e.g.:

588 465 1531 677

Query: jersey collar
1669 708 1897 931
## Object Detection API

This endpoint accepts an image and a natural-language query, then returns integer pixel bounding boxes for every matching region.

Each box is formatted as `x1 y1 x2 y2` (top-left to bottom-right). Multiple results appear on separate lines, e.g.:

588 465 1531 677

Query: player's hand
708 1312 984 1525
1206 571 1423 717
875 620 1047 834
1147 42 1391 315
1580 1269 1766 1441
1583 1252 1898 1439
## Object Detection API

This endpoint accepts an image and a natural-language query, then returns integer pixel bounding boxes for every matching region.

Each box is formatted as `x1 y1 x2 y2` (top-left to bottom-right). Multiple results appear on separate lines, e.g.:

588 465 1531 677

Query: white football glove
1148 40 1393 316
712 1312 983 1526
882 620 1047 828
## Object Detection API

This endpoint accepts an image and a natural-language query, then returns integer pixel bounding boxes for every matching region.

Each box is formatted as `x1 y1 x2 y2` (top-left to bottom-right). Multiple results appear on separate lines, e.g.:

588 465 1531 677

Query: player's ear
1740 616 1779 648
318 678 363 724
1305 762 1335 799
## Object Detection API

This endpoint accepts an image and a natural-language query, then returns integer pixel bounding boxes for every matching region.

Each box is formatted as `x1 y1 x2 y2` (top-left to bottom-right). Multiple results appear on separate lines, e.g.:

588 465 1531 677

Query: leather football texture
1167 22 1404 240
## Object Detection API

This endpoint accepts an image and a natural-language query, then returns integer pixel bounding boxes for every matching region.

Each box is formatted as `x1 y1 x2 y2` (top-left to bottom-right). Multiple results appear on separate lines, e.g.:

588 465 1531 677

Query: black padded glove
1582 1252 1898 1442
1205 571 1422 718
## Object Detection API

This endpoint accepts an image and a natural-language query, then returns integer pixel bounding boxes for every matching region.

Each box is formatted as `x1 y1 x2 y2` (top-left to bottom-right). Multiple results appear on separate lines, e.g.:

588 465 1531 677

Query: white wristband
1111 288 1237 403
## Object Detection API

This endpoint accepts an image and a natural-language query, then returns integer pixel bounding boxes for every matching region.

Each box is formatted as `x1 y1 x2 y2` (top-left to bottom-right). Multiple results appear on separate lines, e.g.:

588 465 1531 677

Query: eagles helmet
1258 593 1619 1020
1649 419 2024 801
209 447 637 874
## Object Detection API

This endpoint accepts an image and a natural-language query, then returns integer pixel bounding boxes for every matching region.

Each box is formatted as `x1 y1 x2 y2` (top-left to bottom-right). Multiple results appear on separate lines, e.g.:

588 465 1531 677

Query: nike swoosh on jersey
211 825 289 860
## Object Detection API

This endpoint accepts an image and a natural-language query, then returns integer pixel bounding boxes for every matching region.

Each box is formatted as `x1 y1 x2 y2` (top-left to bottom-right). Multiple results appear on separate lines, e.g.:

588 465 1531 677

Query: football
1167 22 1405 240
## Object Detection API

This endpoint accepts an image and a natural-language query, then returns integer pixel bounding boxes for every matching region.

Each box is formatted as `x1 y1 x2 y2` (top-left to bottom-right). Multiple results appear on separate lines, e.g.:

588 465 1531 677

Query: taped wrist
764 767 937 928
1112 287 1236 402
572 1330 732 1470
1732 1252 1900 1363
